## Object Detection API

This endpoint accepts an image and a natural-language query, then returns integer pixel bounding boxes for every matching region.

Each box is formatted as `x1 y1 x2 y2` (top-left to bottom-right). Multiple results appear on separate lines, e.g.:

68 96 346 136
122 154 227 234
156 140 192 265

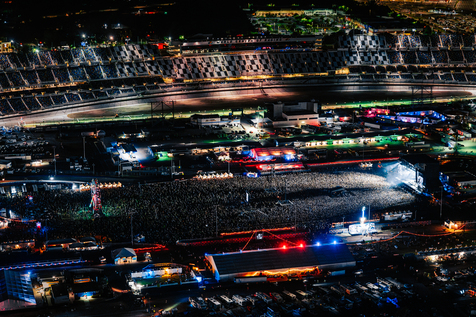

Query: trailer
234 276 268 283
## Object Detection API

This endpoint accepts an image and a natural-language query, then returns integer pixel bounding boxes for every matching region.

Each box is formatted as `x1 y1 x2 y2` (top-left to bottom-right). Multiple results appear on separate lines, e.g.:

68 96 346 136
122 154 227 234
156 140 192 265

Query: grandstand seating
36 69 55 83
49 51 64 65
0 99 13 114
463 35 475 47
3 37 476 116
8 98 27 112
52 68 70 83
417 51 432 64
70 67 87 81
82 47 97 62
60 51 74 64
16 53 30 68
20 70 39 85
94 90 108 98
6 72 26 87
464 50 476 63
93 48 113 61
37 96 53 108
432 51 448 64
448 50 464 63
387 51 401 64
51 95 67 106
101 65 119 79
439 73 453 81
413 73 426 80
79 91 95 101
71 49 86 64
0 54 12 69
27 52 41 67
0 73 11 89
64 93 81 103
401 52 417 64
22 96 41 110
452 73 466 82
38 51 54 66
466 74 476 82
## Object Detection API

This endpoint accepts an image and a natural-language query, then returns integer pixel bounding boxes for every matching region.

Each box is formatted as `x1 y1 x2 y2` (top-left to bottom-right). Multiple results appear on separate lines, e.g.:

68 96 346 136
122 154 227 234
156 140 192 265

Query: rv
232 295 247 306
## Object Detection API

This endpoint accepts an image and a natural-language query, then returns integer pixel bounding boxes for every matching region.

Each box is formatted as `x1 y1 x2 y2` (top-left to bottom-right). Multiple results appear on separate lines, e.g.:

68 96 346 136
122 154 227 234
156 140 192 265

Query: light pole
129 211 136 246
440 186 443 219
82 137 86 162
53 146 56 176
215 205 218 237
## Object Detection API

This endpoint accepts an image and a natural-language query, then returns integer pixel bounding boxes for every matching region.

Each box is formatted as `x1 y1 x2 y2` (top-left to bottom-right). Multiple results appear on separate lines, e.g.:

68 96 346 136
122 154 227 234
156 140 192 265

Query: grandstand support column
411 85 433 108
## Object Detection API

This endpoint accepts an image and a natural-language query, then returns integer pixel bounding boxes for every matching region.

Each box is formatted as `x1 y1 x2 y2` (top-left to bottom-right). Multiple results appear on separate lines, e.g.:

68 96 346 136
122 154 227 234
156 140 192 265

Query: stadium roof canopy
206 243 355 281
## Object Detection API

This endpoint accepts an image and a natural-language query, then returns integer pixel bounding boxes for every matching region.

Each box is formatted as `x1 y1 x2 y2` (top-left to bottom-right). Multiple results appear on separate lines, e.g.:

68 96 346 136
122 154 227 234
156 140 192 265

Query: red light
299 243 304 248
282 245 287 249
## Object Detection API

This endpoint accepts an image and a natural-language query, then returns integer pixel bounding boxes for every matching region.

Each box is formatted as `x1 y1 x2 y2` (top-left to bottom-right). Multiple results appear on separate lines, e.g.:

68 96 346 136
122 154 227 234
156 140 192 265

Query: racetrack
4 83 473 127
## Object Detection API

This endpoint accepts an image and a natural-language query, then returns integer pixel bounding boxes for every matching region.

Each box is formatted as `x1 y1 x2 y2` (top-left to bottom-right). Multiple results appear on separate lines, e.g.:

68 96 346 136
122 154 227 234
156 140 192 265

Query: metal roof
209 243 354 276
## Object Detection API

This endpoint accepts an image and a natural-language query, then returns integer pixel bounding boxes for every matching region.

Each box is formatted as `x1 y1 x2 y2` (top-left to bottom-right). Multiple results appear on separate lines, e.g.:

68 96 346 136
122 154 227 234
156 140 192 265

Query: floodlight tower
360 206 367 235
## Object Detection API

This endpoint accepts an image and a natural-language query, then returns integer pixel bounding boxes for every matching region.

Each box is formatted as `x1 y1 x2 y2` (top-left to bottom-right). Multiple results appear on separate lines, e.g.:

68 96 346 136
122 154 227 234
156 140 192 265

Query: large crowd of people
0 167 417 245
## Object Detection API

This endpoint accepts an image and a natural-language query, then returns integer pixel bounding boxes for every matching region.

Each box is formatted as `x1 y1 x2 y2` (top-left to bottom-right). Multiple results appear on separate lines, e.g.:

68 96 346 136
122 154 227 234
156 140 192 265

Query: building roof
46 238 76 246
121 144 137 153
401 154 438 166
209 244 354 277
112 248 136 259
79 237 96 243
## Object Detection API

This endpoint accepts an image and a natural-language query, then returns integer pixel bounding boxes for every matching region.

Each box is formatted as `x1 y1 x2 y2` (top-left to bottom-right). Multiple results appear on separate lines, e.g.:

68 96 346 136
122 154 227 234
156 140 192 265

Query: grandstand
2 34 476 116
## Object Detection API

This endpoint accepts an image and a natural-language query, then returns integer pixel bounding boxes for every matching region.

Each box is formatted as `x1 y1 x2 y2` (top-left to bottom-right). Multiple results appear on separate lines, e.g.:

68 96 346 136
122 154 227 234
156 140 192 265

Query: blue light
316 242 321 246
333 241 337 245
195 276 202 283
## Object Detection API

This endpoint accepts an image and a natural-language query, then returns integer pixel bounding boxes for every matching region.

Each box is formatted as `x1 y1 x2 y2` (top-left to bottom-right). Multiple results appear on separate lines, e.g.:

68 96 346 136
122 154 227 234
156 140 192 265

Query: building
0 160 12 171
272 101 321 128
206 243 355 282
0 270 39 310
249 147 296 161
45 238 77 251
399 154 440 193
190 114 240 128
112 248 137 265
50 283 74 305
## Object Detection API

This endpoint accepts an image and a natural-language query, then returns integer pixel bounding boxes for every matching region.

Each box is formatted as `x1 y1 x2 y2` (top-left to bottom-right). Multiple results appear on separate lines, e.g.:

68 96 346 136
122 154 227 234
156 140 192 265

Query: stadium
0 33 476 119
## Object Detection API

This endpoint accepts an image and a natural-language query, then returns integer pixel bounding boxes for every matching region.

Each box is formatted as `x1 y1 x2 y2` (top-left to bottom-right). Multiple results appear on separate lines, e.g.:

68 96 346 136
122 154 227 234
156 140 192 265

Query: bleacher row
337 34 476 49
